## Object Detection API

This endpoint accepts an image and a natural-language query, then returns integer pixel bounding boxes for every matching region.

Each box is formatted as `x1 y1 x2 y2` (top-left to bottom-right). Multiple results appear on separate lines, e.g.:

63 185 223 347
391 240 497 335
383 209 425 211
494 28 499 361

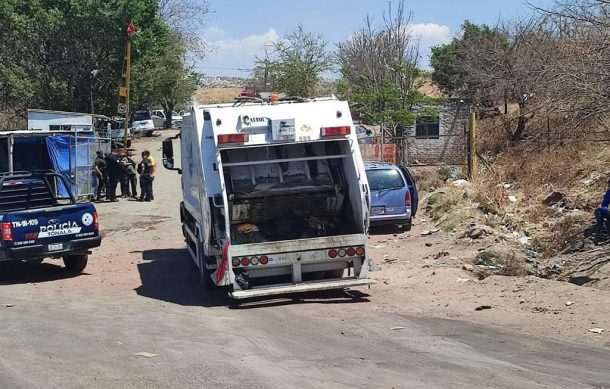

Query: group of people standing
94 150 156 202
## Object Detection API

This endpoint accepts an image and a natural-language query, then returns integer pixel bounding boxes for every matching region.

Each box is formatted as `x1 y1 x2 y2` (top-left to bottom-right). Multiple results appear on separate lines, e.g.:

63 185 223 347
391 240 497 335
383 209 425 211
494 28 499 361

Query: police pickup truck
0 171 101 272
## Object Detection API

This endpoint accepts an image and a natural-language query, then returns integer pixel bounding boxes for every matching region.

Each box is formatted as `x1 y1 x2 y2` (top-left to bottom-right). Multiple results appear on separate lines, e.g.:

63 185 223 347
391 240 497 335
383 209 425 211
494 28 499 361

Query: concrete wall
401 103 468 166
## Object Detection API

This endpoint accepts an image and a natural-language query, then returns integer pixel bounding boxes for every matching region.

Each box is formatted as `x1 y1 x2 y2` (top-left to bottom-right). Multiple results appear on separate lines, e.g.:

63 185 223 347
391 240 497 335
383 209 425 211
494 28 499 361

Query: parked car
131 110 155 136
355 124 374 144
364 161 419 230
152 109 183 129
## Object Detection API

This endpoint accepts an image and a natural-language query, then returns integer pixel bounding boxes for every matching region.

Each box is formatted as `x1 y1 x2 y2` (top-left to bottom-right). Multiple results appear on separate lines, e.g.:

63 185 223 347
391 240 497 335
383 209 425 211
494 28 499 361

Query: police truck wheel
63 254 88 273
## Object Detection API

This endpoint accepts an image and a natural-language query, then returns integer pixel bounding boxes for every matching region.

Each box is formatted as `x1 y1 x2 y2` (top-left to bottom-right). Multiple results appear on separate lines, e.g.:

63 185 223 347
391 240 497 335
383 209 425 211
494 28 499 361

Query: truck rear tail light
259 255 269 264
250 256 259 265
338 248 347 257
328 249 338 258
218 133 248 145
232 258 240 267
405 190 412 207
356 246 365 256
346 247 356 257
321 126 351 137
92 211 99 231
240 257 250 266
1 222 13 241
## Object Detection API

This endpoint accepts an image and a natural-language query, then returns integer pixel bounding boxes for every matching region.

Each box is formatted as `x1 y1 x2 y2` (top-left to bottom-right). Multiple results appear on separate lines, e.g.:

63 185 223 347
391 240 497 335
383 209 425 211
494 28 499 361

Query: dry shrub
410 166 443 192
474 247 530 279
533 211 591 257
426 187 465 222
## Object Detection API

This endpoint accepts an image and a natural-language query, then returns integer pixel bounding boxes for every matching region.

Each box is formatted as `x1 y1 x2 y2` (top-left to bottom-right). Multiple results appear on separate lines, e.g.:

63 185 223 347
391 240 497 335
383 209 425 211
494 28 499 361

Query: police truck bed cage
0 171 75 213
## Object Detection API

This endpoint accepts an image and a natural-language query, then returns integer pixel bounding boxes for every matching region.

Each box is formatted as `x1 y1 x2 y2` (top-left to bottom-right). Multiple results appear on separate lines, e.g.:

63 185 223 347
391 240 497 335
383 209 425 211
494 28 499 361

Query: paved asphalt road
1 132 610 388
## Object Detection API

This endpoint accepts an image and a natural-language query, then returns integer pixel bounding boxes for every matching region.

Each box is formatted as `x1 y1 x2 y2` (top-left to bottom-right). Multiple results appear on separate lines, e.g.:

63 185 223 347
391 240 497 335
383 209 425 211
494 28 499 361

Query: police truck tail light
338 248 347 257
232 258 240 267
92 211 99 231
321 126 351 137
1 222 13 241
405 190 412 207
259 255 269 265
328 249 338 258
346 247 356 257
217 133 248 145
250 256 259 265
356 246 365 256
240 257 250 266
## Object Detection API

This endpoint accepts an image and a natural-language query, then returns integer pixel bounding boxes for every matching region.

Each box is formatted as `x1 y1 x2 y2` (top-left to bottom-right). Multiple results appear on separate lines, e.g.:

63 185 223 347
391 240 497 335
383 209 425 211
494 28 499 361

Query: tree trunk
164 104 174 129
513 115 527 141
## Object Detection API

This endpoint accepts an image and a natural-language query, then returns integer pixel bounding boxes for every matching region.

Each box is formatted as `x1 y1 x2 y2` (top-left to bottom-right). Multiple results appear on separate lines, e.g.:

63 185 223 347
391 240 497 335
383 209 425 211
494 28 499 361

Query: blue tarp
46 136 96 197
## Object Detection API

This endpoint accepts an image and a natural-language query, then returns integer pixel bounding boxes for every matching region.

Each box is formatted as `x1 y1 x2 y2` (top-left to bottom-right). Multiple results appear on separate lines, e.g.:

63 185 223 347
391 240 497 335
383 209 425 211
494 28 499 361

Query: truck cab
163 97 374 299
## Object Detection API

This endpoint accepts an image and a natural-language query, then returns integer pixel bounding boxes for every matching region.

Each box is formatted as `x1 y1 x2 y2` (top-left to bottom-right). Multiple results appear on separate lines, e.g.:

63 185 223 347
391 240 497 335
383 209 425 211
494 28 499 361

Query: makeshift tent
45 135 97 197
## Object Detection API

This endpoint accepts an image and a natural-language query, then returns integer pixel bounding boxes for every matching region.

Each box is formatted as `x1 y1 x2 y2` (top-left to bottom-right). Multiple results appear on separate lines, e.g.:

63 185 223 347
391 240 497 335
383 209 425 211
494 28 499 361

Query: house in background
401 101 469 166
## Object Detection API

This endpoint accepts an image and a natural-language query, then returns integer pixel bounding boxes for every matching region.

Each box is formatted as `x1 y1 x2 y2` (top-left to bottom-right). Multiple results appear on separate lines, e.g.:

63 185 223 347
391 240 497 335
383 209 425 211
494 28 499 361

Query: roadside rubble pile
416 165 610 289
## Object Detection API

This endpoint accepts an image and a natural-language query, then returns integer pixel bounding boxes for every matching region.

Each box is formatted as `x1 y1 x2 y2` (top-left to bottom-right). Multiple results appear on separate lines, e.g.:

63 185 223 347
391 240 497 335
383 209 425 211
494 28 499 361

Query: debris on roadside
566 301 574 306
135 352 159 358
421 229 440 236
588 328 604 334
464 224 494 240
475 305 492 311
390 326 405 330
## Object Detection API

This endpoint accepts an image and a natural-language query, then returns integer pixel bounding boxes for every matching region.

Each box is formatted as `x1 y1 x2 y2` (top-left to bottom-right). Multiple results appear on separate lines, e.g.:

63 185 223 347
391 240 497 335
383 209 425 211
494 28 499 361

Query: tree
147 36 199 127
337 0 430 135
0 0 201 127
253 25 334 97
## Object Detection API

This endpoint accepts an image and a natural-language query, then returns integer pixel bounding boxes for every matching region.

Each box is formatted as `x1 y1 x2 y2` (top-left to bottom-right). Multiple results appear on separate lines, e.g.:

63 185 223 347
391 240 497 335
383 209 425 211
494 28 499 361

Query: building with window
401 101 469 165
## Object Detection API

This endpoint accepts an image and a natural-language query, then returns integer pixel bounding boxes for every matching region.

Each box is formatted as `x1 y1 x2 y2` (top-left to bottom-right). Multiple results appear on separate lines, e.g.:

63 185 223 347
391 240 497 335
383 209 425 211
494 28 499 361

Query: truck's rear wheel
199 256 215 290
63 254 88 273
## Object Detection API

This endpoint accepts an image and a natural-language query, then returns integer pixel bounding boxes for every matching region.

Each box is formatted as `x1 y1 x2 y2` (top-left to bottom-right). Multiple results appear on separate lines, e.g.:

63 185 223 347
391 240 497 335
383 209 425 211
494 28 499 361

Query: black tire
63 254 88 273
401 219 412 232
145 130 154 137
199 256 215 290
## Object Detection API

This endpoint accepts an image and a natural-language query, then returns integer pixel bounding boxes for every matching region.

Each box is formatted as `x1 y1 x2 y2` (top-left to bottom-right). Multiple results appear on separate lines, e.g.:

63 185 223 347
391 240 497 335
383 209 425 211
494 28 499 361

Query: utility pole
118 21 136 150
468 112 477 179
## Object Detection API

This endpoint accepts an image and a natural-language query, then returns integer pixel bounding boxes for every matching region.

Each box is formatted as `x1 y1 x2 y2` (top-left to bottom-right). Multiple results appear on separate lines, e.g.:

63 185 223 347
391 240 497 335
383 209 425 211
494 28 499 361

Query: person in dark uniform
137 151 153 202
105 152 122 202
94 151 108 202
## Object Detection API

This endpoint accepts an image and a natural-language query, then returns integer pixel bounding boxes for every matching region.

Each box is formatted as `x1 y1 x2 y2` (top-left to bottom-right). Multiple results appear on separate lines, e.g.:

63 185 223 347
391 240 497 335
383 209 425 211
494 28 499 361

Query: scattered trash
588 328 604 334
452 179 469 187
3 304 14 308
503 183 513 189
475 305 492 311
462 264 474 272
135 352 159 358
434 251 449 259
508 195 517 203
568 272 597 286
421 229 440 236
457 277 472 283
390 326 405 330
425 242 433 247
370 244 386 249
566 301 574 306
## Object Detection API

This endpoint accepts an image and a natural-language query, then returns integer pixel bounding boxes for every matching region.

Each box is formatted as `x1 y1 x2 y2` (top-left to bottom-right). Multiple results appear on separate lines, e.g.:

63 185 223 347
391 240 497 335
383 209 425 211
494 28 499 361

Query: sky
197 0 555 78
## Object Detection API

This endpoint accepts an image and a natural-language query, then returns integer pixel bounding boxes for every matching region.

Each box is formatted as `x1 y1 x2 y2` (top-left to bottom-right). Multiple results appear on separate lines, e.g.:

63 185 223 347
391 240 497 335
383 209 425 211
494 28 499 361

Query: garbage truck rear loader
163 97 374 299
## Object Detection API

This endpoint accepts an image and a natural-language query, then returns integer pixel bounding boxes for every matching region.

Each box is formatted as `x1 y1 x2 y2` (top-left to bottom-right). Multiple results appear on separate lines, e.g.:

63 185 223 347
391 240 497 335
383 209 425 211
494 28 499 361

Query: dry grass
193 88 243 104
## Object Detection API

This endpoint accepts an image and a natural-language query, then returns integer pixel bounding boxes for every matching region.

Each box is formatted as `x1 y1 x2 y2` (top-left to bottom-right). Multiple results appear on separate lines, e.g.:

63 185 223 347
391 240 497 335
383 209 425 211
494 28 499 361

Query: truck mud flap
229 278 376 300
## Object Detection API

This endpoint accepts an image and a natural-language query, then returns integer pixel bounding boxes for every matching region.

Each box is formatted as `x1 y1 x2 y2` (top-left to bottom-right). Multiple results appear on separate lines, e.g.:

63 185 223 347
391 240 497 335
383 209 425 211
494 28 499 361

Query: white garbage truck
162 96 375 299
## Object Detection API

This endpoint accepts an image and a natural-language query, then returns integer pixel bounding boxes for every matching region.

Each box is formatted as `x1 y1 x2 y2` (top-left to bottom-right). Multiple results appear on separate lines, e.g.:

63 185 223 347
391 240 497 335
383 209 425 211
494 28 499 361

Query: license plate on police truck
48 243 64 251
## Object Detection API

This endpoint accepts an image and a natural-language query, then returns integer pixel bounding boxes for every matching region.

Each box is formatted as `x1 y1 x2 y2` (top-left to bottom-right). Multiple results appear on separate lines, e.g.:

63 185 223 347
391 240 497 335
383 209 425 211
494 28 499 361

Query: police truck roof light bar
321 126 351 138
217 133 249 145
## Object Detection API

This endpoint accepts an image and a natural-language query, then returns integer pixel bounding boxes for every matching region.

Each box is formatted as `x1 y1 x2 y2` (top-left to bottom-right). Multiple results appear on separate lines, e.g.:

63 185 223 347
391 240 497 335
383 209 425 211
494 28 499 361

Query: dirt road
1 132 609 388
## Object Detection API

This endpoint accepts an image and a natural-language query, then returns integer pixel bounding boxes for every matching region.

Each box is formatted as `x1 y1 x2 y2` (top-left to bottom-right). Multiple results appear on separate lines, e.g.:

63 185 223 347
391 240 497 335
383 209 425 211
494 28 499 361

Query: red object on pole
127 21 136 37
